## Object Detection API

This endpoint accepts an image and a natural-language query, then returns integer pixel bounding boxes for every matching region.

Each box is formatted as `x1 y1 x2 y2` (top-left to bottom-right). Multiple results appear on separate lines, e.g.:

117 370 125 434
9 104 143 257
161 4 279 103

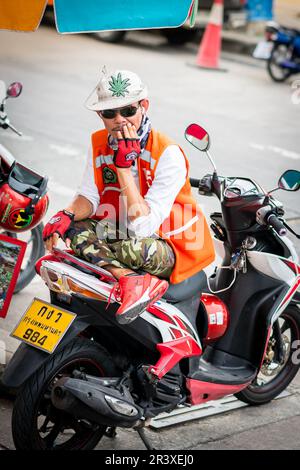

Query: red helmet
0 162 49 233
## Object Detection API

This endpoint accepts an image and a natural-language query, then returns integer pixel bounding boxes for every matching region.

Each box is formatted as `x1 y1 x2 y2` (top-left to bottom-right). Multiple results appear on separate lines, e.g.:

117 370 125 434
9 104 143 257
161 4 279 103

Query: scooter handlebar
189 178 200 188
190 175 214 196
267 213 287 237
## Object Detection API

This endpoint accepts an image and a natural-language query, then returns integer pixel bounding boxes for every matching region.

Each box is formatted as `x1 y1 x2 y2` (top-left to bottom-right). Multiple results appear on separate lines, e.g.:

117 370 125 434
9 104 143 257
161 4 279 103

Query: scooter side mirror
278 170 300 192
185 123 210 152
7 82 22 98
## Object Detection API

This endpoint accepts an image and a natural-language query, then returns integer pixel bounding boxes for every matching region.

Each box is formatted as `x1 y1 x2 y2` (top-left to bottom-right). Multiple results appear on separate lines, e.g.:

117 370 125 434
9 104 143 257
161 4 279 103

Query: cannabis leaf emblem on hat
108 73 131 97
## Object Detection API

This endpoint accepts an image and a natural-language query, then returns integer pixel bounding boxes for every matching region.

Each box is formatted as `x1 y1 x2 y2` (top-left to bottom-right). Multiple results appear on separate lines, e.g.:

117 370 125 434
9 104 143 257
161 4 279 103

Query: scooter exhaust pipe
51 376 143 428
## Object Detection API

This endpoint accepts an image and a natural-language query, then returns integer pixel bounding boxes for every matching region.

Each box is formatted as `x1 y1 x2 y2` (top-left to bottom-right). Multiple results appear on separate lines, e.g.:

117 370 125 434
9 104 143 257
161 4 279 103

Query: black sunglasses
99 104 140 119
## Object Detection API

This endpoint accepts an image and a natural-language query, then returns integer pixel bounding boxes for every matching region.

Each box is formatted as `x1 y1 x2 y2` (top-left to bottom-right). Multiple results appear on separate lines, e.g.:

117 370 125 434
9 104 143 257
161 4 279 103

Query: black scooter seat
163 270 207 303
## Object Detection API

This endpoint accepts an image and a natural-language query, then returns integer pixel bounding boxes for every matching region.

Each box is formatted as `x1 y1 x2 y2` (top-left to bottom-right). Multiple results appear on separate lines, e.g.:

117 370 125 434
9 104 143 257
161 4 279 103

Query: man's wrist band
62 209 75 220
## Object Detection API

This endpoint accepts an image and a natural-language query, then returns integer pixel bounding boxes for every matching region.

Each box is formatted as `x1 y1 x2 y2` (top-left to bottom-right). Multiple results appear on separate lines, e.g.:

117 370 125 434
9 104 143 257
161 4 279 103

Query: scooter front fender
1 318 89 392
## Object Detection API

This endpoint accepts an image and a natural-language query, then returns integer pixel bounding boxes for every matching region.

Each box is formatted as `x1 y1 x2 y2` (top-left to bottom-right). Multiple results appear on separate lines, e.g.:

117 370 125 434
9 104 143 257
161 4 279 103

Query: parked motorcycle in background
0 80 48 293
253 21 300 82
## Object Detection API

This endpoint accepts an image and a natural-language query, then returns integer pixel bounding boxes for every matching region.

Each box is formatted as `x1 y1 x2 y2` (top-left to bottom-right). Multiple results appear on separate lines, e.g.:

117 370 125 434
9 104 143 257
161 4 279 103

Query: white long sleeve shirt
77 145 187 238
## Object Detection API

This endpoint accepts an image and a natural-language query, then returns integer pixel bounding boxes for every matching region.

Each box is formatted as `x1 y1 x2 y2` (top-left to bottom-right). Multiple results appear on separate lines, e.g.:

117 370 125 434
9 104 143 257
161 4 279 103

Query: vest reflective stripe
139 149 155 169
164 215 199 237
96 151 153 169
96 155 114 168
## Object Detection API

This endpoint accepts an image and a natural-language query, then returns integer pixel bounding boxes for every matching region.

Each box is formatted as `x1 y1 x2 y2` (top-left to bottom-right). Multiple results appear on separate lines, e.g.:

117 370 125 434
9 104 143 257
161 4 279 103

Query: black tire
94 31 126 43
267 44 292 82
163 28 198 46
12 337 120 450
3 223 45 293
235 305 300 405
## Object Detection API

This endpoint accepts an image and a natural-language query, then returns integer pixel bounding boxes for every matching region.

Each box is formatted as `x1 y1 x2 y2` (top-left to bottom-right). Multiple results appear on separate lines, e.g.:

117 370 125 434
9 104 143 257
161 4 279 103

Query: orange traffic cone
195 0 225 71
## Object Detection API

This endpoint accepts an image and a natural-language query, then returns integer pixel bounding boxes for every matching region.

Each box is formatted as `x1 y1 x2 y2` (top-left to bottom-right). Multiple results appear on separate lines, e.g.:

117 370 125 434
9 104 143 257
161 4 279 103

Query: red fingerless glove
42 210 74 241
114 138 141 168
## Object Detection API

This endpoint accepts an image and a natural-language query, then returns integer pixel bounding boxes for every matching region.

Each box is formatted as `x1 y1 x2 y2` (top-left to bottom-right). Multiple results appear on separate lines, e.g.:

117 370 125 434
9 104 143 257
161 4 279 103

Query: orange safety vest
91 128 215 284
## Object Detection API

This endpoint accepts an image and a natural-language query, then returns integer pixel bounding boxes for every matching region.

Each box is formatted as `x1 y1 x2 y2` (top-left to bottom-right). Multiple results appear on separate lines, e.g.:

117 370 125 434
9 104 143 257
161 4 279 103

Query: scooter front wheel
235 305 300 405
12 337 120 450
267 44 292 82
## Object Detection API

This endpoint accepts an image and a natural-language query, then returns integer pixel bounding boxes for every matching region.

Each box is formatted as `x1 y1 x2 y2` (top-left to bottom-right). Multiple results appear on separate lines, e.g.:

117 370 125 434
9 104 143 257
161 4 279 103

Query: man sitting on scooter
42 68 215 324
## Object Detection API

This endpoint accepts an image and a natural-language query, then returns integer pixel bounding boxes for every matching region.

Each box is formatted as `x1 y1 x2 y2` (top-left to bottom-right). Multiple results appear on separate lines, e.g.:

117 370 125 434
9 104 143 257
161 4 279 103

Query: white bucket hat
85 67 148 111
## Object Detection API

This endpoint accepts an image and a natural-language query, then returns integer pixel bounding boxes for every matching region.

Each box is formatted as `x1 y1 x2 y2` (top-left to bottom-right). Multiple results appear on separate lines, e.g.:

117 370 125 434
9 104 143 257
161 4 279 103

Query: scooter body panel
3 120 300 442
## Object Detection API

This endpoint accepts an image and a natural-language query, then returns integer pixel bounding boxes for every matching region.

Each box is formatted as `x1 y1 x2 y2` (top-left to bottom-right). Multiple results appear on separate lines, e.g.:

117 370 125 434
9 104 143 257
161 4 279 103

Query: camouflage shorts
68 219 175 278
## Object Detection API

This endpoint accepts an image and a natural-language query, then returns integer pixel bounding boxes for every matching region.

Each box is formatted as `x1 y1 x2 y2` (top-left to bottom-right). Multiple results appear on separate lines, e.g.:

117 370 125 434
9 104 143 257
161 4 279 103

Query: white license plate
253 41 273 60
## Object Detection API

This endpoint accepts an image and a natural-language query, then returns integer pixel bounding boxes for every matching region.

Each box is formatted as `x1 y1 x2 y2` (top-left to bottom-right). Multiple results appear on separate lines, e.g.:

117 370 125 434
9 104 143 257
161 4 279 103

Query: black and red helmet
0 161 49 233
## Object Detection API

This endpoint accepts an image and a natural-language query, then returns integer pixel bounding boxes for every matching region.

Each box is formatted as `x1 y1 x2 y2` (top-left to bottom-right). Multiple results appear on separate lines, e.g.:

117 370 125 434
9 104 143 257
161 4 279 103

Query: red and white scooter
2 124 300 450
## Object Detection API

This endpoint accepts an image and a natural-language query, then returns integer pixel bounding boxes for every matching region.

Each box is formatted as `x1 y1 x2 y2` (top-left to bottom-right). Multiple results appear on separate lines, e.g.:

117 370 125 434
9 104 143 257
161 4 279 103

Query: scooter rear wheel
267 44 292 82
12 337 120 450
235 305 300 405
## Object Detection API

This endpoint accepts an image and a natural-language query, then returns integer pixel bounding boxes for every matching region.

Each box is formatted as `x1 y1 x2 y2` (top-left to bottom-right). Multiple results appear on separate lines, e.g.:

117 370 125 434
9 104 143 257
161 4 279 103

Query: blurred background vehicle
95 0 247 45
46 0 247 46
253 21 300 82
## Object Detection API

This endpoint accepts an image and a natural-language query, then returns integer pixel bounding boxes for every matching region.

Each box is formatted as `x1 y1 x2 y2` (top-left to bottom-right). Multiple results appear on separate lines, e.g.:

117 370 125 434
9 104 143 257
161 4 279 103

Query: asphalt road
0 25 300 450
